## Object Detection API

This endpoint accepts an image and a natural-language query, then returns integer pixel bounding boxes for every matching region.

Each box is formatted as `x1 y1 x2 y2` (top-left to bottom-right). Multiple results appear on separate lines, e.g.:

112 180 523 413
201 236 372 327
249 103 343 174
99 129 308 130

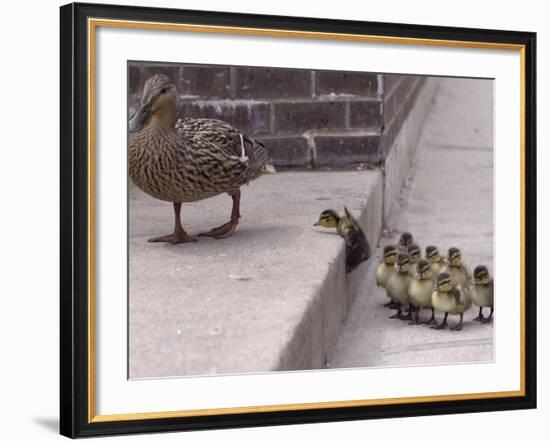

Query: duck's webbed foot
400 306 413 321
199 190 240 239
425 308 437 326
148 230 196 244
481 308 494 324
384 300 399 309
199 221 238 239
431 312 448 330
451 313 464 331
473 307 485 322
149 202 197 244
389 305 402 319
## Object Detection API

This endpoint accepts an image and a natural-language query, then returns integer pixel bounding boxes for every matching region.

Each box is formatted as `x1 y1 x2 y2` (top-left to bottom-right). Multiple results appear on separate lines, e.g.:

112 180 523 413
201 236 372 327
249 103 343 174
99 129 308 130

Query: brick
381 78 425 156
314 135 381 166
316 71 379 96
179 101 271 135
179 66 231 98
383 74 406 95
384 75 417 127
274 101 346 133
257 137 311 167
235 67 312 99
349 101 383 130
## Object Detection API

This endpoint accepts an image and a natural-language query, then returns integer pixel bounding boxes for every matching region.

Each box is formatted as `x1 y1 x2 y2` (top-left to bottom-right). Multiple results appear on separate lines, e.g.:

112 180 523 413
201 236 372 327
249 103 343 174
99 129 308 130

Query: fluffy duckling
425 245 445 282
408 259 436 325
471 265 494 323
441 247 470 287
398 232 414 253
431 272 472 331
376 245 399 308
386 253 412 319
314 208 370 273
407 244 422 276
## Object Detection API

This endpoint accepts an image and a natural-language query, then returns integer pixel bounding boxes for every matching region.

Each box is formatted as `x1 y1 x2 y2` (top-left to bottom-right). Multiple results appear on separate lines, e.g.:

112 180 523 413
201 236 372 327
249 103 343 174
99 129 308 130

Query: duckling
398 232 414 253
425 245 445 282
407 244 422 276
128 74 274 243
441 247 470 287
431 272 472 331
314 208 370 273
471 265 494 323
386 253 412 319
376 245 398 308
408 259 436 325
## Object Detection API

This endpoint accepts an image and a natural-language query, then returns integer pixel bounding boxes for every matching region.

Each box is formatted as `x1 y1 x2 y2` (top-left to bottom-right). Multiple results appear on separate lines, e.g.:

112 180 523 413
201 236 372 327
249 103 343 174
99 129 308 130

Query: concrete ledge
129 170 382 377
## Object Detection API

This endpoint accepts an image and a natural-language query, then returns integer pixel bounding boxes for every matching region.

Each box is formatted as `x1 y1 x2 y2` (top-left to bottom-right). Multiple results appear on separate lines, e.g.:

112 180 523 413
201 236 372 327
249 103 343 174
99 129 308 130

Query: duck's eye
160 87 170 95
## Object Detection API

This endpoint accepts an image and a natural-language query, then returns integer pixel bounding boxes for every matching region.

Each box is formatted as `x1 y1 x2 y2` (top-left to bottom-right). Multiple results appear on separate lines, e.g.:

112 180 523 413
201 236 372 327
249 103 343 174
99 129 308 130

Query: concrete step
330 78 494 369
129 170 383 378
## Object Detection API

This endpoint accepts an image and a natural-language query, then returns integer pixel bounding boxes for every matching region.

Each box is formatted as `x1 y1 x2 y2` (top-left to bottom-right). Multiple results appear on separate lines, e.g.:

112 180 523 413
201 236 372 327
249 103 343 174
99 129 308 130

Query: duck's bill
129 104 149 132
313 221 321 226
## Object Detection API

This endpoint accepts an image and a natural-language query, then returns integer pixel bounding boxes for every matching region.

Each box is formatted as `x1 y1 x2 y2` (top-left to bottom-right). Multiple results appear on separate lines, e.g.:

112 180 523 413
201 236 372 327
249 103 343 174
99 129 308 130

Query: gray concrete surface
330 78 494 368
383 78 439 229
129 170 382 378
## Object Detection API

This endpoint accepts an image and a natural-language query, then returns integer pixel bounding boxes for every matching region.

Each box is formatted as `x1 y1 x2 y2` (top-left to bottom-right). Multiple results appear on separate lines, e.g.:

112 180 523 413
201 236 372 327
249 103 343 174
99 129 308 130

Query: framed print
60 2 537 438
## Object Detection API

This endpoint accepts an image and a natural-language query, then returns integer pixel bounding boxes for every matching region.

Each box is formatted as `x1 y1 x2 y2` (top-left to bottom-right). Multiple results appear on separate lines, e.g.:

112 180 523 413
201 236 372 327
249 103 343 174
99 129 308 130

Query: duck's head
395 253 410 274
314 209 340 229
383 245 398 265
416 259 431 280
447 247 463 267
129 74 178 132
436 272 453 293
407 243 421 263
398 232 413 250
473 265 490 285
425 245 440 263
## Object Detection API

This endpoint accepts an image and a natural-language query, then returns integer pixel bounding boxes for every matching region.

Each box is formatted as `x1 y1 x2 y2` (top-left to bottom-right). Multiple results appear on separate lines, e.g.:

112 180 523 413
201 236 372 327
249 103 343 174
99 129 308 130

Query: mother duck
129 74 275 243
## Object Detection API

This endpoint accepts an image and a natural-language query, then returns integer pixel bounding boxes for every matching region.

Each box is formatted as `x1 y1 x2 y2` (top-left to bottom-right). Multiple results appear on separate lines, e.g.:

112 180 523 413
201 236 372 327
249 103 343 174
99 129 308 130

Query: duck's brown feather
130 118 271 204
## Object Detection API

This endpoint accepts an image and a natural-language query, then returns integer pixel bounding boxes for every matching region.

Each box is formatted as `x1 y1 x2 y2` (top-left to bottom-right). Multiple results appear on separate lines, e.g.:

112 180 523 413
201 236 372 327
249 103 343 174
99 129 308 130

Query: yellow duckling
386 253 412 319
425 245 445 282
407 243 422 276
441 247 470 287
408 259 436 325
398 232 414 254
314 208 370 273
471 265 494 323
431 272 472 331
376 245 398 308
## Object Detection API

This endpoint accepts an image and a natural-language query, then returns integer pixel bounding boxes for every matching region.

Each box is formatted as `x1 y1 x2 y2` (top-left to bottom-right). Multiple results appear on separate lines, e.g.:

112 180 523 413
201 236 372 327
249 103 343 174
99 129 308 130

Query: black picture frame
60 2 537 438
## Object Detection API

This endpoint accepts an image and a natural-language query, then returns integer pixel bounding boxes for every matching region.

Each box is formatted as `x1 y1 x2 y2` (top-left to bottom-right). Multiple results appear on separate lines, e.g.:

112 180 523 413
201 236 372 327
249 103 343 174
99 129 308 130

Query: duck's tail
261 164 277 174
245 138 276 177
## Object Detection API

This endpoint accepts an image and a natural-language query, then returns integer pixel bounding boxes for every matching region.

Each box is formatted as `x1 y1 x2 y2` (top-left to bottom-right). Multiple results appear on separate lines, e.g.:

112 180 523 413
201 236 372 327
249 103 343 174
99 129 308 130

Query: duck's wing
344 229 371 263
343 207 370 259
176 118 269 173
454 286 472 307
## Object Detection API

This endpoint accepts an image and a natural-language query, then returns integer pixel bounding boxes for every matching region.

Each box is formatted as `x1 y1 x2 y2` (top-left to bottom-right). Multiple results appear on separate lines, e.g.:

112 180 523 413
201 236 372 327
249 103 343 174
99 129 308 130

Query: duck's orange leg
148 202 196 244
199 190 241 239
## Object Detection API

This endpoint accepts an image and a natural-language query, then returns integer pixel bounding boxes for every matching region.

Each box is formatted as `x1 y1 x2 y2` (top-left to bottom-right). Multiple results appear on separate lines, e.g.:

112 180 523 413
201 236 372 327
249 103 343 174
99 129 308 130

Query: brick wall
129 63 427 168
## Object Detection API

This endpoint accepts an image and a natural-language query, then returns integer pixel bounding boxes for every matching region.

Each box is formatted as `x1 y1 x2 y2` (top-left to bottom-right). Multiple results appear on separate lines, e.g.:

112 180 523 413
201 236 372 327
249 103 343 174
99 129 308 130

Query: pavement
330 78 495 368
128 169 382 378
